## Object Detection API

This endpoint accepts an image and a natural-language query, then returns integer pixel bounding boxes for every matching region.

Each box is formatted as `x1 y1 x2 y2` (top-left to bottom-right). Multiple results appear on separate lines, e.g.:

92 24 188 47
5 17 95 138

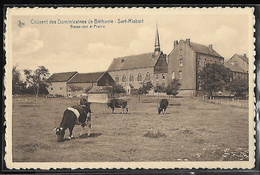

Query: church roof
224 62 246 73
189 42 222 57
68 72 106 83
108 52 161 71
47 71 77 82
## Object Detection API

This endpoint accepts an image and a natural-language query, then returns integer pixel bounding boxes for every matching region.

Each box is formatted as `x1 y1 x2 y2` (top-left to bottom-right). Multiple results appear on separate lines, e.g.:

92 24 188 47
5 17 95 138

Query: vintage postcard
4 7 256 169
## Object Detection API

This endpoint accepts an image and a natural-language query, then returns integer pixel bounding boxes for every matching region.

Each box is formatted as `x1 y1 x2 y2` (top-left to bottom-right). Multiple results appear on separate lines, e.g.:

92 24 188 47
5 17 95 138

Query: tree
199 63 232 97
154 84 165 101
165 79 182 100
228 78 249 98
24 66 50 97
107 83 126 97
12 64 26 94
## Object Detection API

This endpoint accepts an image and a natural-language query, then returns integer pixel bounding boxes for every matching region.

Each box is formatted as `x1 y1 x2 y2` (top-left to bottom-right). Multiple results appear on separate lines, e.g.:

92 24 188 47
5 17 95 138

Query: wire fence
198 95 248 108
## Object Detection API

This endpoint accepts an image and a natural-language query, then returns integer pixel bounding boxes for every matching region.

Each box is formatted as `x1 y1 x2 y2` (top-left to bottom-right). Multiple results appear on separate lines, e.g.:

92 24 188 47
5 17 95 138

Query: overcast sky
10 8 254 76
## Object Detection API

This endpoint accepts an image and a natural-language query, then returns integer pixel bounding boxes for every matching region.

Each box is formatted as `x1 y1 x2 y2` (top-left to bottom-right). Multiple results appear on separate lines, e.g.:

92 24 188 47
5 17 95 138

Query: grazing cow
107 99 128 114
158 99 168 114
53 102 92 142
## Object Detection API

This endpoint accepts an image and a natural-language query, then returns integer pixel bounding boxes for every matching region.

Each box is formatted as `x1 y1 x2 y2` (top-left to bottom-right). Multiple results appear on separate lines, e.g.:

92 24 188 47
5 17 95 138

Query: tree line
12 63 248 99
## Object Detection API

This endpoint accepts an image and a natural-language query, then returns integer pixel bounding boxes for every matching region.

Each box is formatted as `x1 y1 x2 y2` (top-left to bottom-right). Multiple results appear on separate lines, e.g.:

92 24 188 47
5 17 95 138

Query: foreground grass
12 95 249 162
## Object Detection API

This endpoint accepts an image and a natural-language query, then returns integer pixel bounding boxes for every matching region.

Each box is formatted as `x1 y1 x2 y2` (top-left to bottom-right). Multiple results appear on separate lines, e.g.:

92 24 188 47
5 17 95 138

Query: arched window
179 71 182 79
129 73 134 82
137 73 142 81
115 75 119 82
122 74 126 82
145 72 150 80
162 74 165 79
172 72 175 80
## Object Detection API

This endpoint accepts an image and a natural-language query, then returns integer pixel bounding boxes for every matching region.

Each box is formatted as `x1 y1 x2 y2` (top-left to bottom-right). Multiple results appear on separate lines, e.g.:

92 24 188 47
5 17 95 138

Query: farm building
224 61 248 80
46 71 77 97
67 71 115 97
87 86 111 103
167 39 224 96
227 54 249 73
107 26 168 94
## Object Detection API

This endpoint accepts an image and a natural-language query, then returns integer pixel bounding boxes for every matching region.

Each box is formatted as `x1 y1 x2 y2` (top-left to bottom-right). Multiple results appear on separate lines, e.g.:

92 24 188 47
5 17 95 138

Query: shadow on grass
79 132 102 138
110 112 131 115
169 103 181 106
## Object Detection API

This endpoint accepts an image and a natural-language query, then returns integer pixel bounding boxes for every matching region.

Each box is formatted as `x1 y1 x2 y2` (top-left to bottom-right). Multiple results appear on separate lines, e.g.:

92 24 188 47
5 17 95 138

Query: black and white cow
107 99 128 114
158 99 168 114
53 102 92 142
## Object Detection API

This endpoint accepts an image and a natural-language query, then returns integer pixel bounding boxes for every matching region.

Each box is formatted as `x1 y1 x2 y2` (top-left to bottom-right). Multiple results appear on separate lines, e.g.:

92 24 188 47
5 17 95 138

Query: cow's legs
112 108 115 114
68 126 75 139
80 125 84 136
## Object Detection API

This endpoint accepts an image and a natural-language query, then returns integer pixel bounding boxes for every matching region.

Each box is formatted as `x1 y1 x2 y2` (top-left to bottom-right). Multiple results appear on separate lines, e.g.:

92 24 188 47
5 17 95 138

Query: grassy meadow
11 95 249 162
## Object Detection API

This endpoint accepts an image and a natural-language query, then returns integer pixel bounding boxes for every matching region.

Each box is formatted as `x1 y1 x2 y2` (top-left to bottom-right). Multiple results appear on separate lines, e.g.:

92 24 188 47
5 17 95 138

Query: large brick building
167 39 224 96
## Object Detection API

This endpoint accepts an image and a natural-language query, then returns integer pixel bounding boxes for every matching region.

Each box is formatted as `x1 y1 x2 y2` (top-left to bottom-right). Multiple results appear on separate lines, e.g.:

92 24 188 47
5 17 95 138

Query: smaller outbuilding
87 86 111 103
67 71 115 97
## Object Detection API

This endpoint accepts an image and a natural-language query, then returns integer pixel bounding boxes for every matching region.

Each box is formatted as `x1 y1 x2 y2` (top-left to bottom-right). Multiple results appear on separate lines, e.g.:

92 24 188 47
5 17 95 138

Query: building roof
234 54 249 64
68 72 106 83
189 41 222 57
88 86 109 94
47 71 77 82
224 62 246 73
107 52 162 71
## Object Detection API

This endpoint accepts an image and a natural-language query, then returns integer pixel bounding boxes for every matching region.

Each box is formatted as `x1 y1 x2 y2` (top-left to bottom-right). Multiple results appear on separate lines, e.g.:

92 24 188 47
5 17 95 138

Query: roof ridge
114 52 157 59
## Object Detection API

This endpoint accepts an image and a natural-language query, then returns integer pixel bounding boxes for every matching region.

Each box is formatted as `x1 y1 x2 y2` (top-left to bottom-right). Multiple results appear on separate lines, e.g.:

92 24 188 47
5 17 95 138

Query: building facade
67 72 115 97
227 54 249 73
107 26 168 94
46 71 77 97
167 39 224 96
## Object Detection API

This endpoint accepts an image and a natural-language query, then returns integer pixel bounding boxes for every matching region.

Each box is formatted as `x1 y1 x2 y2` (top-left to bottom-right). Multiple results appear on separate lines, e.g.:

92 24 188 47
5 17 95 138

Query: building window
60 87 62 90
198 81 202 90
50 87 53 90
129 73 134 82
115 75 119 82
198 70 201 78
234 61 238 66
198 58 201 66
204 60 207 66
122 74 126 82
172 72 175 80
179 49 183 56
145 72 150 80
156 74 159 80
137 73 142 81
179 58 183 67
162 83 165 88
162 74 165 79
179 71 182 79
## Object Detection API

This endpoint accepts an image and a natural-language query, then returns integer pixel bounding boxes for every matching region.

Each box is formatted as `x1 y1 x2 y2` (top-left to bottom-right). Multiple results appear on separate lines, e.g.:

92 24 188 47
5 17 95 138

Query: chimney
186 39 190 46
244 53 247 58
209 44 213 52
174 40 178 49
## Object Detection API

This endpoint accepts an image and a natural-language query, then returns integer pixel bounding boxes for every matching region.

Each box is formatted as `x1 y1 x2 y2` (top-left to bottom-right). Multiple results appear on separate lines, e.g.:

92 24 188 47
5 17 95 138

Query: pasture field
11 95 249 162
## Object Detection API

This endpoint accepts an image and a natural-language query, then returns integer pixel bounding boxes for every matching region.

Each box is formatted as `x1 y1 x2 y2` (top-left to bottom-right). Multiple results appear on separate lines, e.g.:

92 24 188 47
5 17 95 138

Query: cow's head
53 127 65 142
82 102 91 113
158 107 162 114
